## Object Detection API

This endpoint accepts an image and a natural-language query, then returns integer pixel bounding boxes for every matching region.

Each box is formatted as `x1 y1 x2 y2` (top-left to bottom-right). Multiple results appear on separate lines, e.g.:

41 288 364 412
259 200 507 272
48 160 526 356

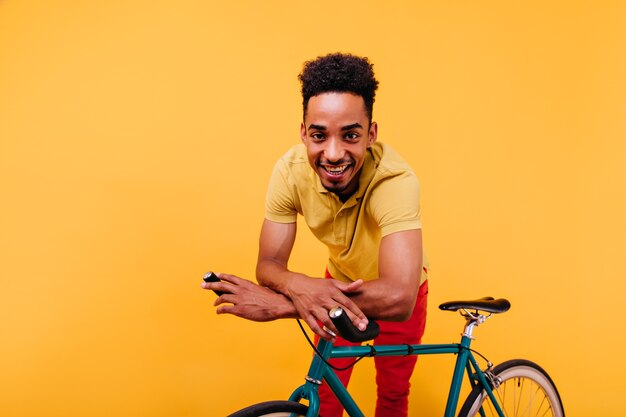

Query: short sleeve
368 170 422 237
265 158 298 223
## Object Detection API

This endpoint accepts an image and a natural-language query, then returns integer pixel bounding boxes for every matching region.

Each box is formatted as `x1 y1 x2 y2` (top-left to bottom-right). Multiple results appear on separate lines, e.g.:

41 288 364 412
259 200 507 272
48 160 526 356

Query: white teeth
324 165 348 174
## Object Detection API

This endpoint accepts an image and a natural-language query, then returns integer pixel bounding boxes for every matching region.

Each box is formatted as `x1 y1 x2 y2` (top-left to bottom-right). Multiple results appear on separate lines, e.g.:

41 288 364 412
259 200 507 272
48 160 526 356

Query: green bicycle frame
288 335 505 417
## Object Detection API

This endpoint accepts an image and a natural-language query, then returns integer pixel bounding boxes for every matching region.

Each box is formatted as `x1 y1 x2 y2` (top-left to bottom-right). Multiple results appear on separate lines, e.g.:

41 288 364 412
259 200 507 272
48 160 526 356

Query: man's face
300 92 378 200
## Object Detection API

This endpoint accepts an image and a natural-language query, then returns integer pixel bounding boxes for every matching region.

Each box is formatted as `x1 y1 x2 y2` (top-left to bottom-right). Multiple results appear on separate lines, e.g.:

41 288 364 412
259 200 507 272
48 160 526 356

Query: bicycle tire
227 400 313 417
458 359 564 417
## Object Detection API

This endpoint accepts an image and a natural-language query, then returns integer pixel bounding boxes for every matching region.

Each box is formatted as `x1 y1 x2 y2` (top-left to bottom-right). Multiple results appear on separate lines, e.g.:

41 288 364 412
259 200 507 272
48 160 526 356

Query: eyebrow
307 123 363 131
341 123 363 131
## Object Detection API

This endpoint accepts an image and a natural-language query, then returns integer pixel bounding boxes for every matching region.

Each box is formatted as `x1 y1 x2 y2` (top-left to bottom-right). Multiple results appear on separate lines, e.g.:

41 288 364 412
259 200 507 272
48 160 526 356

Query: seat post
461 310 489 340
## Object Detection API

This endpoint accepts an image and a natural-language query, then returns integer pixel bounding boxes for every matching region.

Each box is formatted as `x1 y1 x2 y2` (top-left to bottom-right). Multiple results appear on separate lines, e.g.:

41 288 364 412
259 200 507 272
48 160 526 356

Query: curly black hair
298 52 379 121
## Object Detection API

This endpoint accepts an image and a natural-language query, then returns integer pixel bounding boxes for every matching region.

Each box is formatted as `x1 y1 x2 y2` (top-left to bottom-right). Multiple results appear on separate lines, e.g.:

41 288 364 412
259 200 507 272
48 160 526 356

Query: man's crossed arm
202 219 422 341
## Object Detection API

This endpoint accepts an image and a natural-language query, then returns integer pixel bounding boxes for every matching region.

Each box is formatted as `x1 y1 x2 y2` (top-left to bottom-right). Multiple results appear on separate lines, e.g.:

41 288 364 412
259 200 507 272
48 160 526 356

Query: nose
324 138 345 163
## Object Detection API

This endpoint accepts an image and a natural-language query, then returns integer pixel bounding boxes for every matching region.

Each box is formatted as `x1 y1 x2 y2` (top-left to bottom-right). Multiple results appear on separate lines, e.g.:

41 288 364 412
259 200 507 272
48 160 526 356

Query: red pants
316 274 428 417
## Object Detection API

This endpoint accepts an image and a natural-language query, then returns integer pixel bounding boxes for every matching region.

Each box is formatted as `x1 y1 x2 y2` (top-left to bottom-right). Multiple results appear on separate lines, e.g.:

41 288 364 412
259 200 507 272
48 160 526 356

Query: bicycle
203 272 564 417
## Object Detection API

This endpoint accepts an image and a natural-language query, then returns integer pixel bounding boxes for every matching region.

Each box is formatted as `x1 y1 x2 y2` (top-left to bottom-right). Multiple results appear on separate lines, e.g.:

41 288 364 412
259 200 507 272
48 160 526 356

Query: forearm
255 258 310 319
256 219 309 296
347 276 420 321
258 258 420 322
256 257 309 295
263 292 300 320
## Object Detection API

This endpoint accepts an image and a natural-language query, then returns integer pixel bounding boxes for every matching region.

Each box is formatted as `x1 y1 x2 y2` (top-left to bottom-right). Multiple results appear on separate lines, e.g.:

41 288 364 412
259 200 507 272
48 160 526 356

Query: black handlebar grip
203 271 227 296
329 307 380 342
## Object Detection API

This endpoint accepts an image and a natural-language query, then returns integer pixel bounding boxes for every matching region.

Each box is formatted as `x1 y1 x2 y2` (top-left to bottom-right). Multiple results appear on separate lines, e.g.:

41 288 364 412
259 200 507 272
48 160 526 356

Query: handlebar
203 271 228 296
329 306 380 342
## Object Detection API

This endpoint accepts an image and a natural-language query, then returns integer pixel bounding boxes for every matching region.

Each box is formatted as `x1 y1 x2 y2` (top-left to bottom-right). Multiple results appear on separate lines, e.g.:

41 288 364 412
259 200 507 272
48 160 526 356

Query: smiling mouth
322 164 350 175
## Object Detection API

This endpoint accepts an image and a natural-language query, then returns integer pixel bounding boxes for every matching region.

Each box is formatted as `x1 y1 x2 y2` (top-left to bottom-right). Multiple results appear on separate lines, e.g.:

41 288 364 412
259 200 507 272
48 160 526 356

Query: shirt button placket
335 209 346 243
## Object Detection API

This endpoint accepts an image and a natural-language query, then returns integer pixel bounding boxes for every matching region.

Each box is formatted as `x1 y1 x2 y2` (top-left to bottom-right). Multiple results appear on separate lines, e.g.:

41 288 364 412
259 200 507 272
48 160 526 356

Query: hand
285 275 368 341
201 273 295 322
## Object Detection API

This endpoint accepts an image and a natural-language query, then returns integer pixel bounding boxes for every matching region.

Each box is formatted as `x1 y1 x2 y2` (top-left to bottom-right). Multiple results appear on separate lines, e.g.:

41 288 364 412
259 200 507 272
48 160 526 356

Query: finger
343 308 369 332
331 291 366 319
213 293 236 306
216 274 259 291
311 309 342 339
334 279 363 293
202 281 235 295
214 272 242 284
323 320 340 337
216 304 237 315
333 297 368 330
303 313 335 342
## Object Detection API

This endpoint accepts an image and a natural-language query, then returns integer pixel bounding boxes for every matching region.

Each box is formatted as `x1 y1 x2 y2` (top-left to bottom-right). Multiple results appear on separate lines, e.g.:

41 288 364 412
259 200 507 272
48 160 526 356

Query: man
203 52 428 417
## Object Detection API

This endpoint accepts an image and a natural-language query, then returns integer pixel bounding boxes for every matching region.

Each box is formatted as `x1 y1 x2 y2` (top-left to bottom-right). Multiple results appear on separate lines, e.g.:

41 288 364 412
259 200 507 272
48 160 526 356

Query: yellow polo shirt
265 142 426 284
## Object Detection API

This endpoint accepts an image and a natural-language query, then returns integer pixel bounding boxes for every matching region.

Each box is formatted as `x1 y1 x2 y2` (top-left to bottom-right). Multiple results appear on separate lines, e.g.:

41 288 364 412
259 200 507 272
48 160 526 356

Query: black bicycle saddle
439 297 511 314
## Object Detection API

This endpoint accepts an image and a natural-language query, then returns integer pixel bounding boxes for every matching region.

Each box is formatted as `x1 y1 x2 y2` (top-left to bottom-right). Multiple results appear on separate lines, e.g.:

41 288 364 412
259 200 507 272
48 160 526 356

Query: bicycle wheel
458 359 564 417
227 400 312 417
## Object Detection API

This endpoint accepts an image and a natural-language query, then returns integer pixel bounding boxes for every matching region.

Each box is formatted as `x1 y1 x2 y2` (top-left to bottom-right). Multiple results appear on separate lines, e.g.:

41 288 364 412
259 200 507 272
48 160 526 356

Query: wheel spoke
459 361 563 417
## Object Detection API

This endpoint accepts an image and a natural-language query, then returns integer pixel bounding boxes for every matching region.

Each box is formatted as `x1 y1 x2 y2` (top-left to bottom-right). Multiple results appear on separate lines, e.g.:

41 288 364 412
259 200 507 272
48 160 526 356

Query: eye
344 132 360 141
311 132 326 141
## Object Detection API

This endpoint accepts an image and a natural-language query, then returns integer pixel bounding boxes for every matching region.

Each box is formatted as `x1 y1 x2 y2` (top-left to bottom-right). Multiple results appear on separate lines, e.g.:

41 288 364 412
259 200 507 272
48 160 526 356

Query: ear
367 121 378 147
300 121 307 143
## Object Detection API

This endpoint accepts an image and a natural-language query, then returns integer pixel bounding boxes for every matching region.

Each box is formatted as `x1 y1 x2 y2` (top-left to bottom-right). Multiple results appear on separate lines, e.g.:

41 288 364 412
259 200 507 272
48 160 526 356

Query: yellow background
1 1 625 416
